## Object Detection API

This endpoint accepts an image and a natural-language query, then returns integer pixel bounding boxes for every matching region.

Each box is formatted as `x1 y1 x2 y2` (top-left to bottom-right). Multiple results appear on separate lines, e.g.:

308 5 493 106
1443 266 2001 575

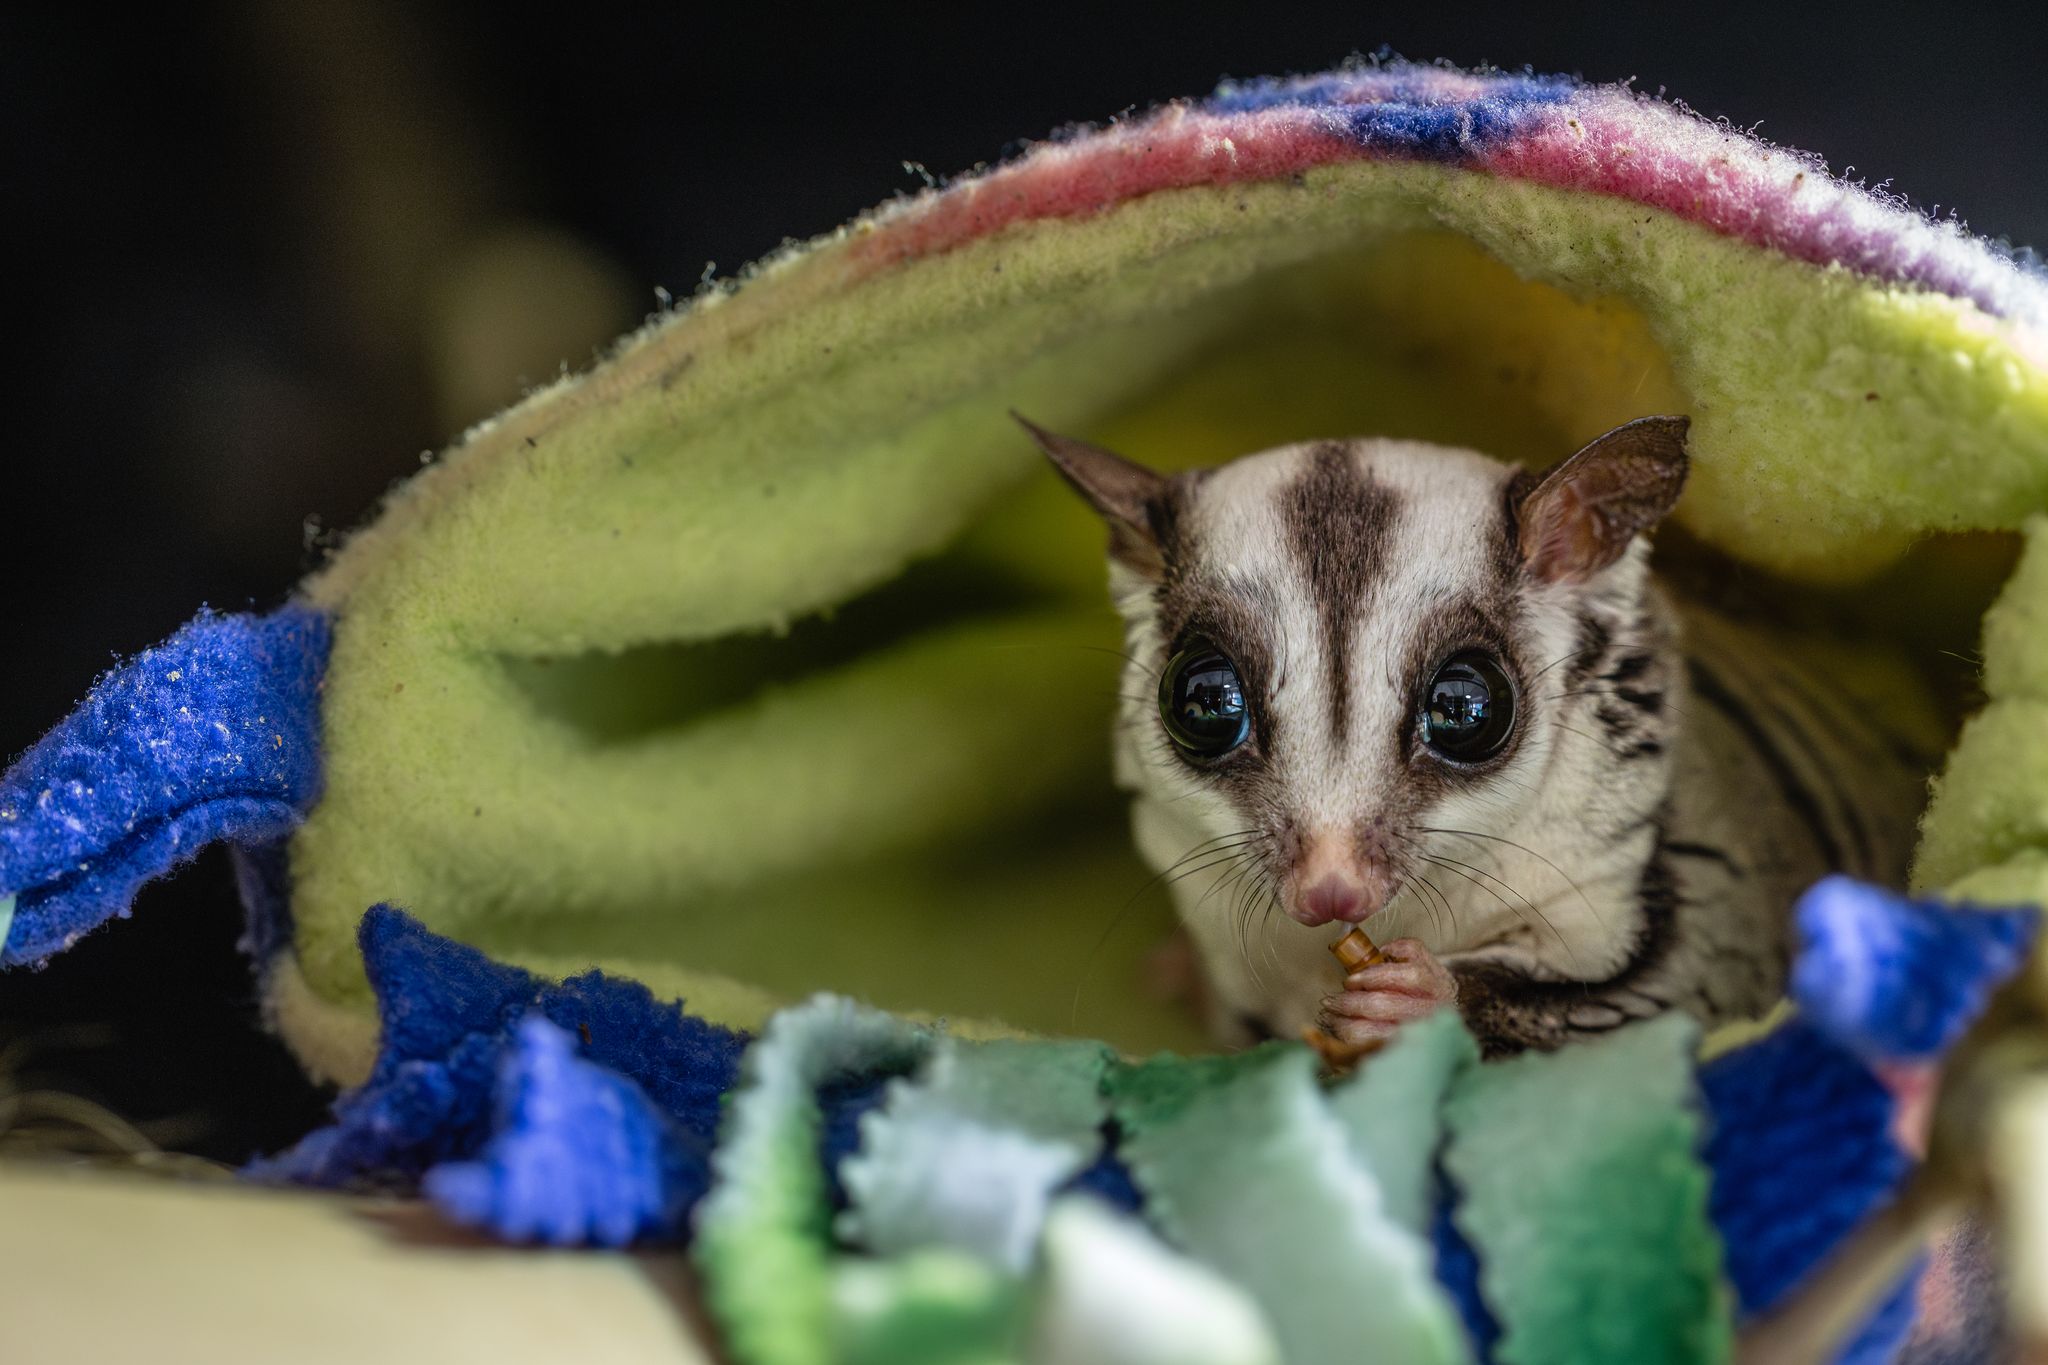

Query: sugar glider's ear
1514 415 1690 585
1013 412 1168 579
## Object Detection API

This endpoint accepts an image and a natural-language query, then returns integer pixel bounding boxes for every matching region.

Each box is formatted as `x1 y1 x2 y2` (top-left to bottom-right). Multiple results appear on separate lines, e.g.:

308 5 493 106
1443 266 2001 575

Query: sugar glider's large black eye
1422 651 1516 762
1160 643 1250 758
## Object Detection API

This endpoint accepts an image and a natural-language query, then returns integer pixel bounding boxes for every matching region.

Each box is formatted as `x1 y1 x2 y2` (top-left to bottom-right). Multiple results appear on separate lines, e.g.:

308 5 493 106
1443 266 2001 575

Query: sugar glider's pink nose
1303 875 1362 923
1292 872 1371 926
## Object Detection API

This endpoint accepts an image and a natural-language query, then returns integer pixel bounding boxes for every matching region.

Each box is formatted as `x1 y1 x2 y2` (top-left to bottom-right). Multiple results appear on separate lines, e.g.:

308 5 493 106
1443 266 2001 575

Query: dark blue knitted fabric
1061 1124 1145 1213
1700 1021 1908 1338
1838 1261 1927 1365
1694 879 2038 1365
246 909 544 1189
9 614 2000 1330
1793 875 2038 1062
0 605 328 967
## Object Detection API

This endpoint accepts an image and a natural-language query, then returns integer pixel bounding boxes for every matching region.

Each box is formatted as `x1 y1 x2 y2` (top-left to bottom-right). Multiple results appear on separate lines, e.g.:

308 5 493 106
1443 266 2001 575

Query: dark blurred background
4 1 2045 1163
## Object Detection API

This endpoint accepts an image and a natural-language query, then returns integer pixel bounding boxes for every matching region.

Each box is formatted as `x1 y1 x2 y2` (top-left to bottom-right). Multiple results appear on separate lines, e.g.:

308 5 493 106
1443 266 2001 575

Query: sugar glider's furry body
1028 417 1929 1057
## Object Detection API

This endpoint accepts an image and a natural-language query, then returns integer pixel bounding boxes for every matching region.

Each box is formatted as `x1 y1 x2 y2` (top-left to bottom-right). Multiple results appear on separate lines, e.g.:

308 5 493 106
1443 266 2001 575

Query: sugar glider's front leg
1316 939 1652 1059
1315 938 1460 1047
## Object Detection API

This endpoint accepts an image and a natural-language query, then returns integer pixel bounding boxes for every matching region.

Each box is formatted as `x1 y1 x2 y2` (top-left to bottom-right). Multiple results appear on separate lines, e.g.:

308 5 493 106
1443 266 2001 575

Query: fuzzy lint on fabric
0 607 327 967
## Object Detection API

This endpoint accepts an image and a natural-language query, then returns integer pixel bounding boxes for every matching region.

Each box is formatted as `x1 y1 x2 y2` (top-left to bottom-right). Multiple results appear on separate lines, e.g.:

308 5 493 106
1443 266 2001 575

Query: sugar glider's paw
1316 938 1458 1046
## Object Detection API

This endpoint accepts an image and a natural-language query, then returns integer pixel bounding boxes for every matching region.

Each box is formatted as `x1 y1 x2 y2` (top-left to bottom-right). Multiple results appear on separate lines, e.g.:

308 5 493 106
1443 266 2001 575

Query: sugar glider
1022 414 1930 1057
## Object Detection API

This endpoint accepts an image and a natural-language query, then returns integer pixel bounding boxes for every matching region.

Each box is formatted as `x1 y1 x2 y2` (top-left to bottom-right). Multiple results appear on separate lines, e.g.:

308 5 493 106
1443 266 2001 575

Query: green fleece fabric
705 1019 1315 1365
827 1040 1110 1364
1028 1198 1281 1365
1328 1010 1480 1236
694 996 932 1365
1111 1046 1472 1364
1443 1015 1729 1365
276 158 2048 1063
839 1039 1110 1270
1923 518 2048 892
686 999 1746 1364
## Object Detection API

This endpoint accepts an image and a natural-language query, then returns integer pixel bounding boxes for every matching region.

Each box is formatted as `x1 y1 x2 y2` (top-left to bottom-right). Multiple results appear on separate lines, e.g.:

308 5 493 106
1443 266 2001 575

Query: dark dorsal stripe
1738 655 1896 875
1684 658 1846 870
1281 446 1396 743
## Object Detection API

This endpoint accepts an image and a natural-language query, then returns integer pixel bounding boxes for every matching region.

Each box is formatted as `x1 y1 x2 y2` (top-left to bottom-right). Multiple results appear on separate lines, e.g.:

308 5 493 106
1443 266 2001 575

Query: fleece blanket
8 61 2048 1362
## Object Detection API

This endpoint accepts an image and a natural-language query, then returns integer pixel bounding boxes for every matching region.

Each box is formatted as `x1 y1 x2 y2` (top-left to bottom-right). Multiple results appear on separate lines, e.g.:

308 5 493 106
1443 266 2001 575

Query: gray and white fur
1024 415 1930 1058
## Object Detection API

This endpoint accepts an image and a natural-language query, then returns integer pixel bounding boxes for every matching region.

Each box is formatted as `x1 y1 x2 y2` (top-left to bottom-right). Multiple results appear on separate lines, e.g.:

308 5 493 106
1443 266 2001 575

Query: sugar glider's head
1021 414 1689 941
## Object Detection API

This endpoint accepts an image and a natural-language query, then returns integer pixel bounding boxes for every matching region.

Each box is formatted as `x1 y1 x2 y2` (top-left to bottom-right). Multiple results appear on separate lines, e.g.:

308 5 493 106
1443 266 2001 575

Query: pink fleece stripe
1483 93 2026 319
843 105 1356 275
833 73 2044 330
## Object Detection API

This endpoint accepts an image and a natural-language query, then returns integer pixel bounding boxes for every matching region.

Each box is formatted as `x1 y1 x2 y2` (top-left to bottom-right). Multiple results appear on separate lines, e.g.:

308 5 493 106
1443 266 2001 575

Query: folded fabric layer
1029 1199 1282 1365
249 905 747 1202
1112 1043 1470 1364
246 64 2048 1072
0 606 327 967
1444 1015 1729 1365
838 1038 1111 1271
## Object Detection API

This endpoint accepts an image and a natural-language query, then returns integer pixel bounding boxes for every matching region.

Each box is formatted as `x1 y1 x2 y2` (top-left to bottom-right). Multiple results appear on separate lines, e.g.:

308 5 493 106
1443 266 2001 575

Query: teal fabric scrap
1029 1197 1280 1365
839 1038 1112 1271
1443 1013 1732 1365
1327 1011 1479 1235
694 995 933 1365
1112 1046 1473 1365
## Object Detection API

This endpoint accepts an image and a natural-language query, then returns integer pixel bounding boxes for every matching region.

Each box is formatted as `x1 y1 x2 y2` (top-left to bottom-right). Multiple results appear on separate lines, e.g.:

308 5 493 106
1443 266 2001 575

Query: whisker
1239 864 1268 968
1520 621 1663 695
1067 829 1261 1025
1417 853 1580 973
1548 721 1612 749
1533 687 1696 724
1415 826 1608 940
1061 643 1152 671
1418 852 1579 971
1194 873 1256 986
1253 877 1282 988
1525 645 1598 687
1411 872 1453 946
1162 842 1266 889
1223 861 1267 992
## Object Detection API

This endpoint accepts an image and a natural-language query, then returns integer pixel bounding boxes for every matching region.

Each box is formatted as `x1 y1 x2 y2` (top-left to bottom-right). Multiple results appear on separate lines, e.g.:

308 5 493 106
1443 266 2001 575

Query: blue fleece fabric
1793 875 2038 1062
0 606 328 967
425 1015 710 1246
250 905 749 1214
1699 879 2039 1365
245 911 541 1189
1062 1129 1145 1213
1207 69 1573 159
